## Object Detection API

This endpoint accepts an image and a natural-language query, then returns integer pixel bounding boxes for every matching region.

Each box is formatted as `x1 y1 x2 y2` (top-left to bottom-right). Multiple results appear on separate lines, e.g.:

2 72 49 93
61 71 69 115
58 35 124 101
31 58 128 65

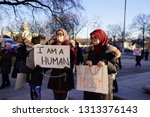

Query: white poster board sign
34 45 70 68
14 73 27 90
76 65 108 94
133 48 141 56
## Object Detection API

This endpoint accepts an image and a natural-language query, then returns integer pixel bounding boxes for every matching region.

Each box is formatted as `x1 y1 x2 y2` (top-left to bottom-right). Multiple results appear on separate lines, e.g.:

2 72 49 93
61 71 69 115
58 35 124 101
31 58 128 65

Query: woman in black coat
11 42 28 78
0 43 13 89
47 28 75 100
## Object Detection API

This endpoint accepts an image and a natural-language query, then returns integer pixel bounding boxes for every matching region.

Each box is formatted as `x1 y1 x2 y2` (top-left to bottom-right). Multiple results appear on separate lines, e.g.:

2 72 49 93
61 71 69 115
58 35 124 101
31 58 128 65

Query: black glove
64 67 71 73
34 65 42 71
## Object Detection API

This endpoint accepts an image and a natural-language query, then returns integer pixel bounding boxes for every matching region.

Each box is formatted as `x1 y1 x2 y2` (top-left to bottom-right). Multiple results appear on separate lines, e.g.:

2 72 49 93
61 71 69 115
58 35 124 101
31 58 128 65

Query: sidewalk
0 57 150 100
114 72 150 100
114 56 150 100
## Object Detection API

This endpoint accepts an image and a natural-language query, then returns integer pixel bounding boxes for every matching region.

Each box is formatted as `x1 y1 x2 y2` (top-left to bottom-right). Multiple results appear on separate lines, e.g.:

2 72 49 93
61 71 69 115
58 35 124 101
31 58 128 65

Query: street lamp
122 0 127 55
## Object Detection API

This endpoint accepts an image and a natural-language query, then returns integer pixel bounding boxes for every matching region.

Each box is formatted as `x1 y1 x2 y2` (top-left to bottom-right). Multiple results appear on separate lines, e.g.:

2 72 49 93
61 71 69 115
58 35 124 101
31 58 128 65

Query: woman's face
90 34 100 46
56 30 64 43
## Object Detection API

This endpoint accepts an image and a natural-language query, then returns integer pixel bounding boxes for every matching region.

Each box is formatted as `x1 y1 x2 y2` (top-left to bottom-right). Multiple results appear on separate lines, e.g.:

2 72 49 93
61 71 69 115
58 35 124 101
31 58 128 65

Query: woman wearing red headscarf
84 29 121 100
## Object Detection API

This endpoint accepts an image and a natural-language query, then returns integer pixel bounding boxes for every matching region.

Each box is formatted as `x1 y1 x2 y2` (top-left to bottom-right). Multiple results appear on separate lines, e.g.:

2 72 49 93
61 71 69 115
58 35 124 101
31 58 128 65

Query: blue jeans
53 91 68 100
29 84 41 100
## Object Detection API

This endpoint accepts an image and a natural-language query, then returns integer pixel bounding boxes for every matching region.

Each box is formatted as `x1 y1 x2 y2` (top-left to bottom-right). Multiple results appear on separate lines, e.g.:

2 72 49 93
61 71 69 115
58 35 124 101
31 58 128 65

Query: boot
6 83 11 87
0 84 6 89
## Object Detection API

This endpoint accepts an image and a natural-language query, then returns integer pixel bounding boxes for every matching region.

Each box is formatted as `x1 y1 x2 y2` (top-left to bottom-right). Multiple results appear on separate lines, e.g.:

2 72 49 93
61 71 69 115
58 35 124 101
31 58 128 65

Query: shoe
0 86 6 89
5 83 11 87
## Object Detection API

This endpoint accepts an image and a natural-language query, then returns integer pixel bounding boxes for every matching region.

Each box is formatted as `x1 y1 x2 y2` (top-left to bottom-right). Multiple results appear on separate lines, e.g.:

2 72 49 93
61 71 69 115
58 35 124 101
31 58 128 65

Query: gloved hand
34 65 42 71
64 67 70 73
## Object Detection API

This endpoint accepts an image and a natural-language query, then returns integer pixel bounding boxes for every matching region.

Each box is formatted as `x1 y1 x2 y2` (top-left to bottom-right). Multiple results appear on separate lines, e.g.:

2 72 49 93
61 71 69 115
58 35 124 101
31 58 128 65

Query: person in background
133 45 142 67
26 36 43 100
11 40 28 78
0 43 13 89
84 29 121 100
47 35 56 45
69 39 77 73
70 39 76 52
39 35 46 45
144 49 149 61
47 28 75 100
70 40 84 73
75 41 84 65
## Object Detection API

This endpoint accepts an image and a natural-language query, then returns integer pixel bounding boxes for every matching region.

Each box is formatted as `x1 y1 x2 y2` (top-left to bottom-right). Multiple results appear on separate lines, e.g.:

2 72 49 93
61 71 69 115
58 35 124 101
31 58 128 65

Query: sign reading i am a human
34 45 70 68
76 65 108 94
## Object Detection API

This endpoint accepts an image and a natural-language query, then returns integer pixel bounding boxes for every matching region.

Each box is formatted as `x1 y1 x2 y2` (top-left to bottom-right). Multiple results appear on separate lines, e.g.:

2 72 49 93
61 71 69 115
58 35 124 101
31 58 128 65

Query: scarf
90 29 108 55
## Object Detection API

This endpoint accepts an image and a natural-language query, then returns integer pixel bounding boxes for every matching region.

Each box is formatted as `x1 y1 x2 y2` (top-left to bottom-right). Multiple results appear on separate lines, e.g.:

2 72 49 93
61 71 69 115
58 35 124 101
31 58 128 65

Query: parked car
3 38 17 56
4 38 17 49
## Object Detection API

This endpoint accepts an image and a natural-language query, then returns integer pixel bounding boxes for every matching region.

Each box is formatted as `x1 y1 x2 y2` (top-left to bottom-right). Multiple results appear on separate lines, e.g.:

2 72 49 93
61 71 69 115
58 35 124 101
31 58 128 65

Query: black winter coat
26 66 43 86
47 40 75 91
84 45 120 100
87 46 118 74
0 49 12 74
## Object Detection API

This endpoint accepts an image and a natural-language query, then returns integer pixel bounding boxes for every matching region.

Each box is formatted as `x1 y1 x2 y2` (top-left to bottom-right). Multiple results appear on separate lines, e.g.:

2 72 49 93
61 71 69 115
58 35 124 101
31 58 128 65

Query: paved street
114 56 150 100
0 56 150 100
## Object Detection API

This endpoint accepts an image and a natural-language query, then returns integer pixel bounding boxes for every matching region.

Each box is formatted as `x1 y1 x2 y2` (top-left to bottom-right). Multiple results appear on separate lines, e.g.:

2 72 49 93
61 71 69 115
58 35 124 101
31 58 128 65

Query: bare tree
132 13 150 50
106 24 122 39
0 0 84 42
107 24 132 38
0 0 83 22
146 14 150 37
29 20 45 35
43 11 84 38
90 16 102 30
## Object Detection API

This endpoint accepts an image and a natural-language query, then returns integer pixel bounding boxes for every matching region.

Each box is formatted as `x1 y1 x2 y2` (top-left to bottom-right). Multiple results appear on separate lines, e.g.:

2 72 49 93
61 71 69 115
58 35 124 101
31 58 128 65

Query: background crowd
0 28 149 100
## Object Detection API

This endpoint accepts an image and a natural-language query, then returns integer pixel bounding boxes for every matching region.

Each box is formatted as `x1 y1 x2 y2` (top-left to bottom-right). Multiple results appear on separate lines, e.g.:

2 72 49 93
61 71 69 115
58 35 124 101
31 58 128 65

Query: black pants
53 91 68 100
135 56 141 66
29 84 41 100
84 91 105 100
1 73 10 87
113 79 118 92
145 55 149 60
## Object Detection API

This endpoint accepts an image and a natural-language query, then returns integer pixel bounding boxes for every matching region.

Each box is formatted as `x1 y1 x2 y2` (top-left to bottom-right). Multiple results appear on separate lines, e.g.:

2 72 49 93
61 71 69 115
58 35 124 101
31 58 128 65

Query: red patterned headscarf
90 29 109 55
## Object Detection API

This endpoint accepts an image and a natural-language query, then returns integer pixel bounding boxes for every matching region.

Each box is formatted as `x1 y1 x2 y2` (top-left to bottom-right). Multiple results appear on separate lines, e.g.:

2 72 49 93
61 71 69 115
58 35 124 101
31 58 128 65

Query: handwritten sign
34 45 70 68
133 48 141 56
76 65 108 94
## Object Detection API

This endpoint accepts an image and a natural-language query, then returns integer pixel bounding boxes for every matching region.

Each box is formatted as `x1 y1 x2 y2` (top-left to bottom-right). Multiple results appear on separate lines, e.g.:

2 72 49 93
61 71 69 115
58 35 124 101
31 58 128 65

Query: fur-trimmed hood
106 44 121 58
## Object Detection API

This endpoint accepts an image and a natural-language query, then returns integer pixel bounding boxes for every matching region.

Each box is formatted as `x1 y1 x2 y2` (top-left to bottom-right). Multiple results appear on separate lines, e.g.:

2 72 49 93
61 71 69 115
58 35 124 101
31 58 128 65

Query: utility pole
122 0 127 55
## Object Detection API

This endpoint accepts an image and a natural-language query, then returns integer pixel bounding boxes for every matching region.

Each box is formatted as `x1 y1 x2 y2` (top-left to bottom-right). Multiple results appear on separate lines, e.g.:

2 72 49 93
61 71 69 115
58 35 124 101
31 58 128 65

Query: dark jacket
87 45 119 74
14 44 28 74
11 43 28 78
26 66 43 86
47 40 75 91
0 49 12 74
76 46 84 65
